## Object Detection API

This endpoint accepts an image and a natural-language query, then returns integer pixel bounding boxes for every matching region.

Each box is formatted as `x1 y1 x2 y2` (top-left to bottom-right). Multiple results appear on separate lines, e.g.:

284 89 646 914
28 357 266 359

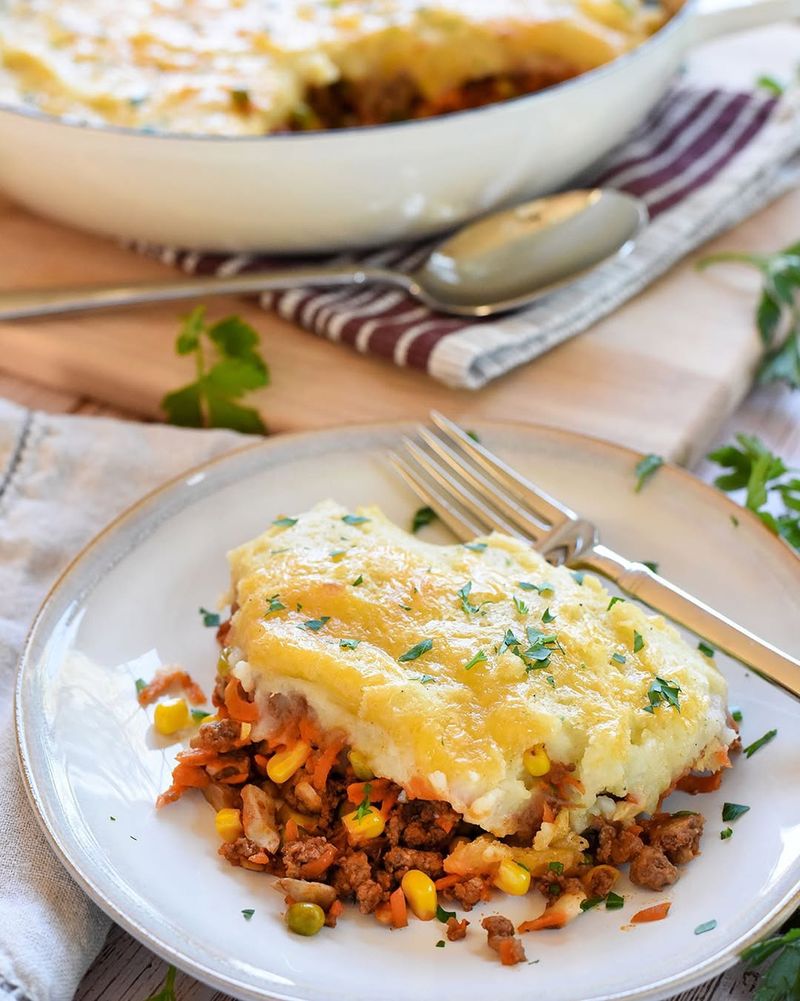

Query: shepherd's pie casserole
0 0 679 135
147 501 736 957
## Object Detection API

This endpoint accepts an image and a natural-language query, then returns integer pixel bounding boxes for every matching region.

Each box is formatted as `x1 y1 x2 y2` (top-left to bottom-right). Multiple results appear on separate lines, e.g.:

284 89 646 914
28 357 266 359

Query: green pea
286 902 325 937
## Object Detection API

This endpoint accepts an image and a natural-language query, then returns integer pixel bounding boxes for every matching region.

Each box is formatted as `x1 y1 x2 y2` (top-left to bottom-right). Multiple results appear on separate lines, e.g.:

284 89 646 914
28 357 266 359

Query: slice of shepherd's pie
152 500 737 959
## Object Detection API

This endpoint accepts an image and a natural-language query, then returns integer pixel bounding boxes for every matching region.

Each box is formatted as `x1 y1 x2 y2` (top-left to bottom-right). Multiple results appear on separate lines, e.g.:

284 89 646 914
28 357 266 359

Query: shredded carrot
390 886 408 929
518 910 568 933
676 771 722 794
253 754 270 775
175 748 218 766
434 875 462 891
327 900 344 927
284 819 299 843
171 763 211 788
312 738 345 792
542 802 556 824
298 844 339 879
374 902 393 926
299 716 322 745
268 719 300 750
631 902 672 924
224 678 259 723
138 667 206 707
155 787 182 809
497 939 522 965
379 789 399 819
347 779 391 804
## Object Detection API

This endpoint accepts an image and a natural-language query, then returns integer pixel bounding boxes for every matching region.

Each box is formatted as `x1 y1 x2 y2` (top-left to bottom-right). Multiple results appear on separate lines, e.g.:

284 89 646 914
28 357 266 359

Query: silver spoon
0 189 646 321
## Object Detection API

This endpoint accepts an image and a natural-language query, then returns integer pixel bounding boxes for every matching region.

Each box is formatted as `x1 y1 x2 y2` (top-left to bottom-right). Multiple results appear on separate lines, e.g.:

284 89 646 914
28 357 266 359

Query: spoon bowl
0 188 648 322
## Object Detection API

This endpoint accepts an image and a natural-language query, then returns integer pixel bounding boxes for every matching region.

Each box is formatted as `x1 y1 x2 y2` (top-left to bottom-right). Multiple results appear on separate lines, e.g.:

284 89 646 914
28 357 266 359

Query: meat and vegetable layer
153 501 736 957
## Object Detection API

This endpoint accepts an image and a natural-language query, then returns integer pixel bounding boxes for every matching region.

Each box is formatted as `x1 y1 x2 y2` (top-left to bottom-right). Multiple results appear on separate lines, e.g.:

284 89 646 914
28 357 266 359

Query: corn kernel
153 698 189 735
494 857 531 896
267 740 311 784
217 648 232 677
215 808 243 843
199 714 219 726
342 807 385 840
523 744 551 777
401 869 437 921
348 749 374 781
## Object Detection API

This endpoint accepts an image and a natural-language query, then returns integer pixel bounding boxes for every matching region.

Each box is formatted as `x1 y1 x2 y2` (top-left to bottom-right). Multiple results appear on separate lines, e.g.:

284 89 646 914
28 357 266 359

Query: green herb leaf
635 454 664 492
519 581 554 594
340 638 361 650
435 940 446 948
273 516 298 527
464 542 487 553
721 827 733 840
731 706 743 723
571 571 585 585
302 616 330 631
742 926 800 1000
352 574 364 586
355 783 373 820
135 678 147 694
642 560 659 574
436 904 456 923
698 641 715 658
580 896 604 911
633 631 644 653
756 74 784 96
513 595 529 615
644 676 681 713
161 307 269 433
143 965 178 1001
722 802 750 822
607 596 625 610
412 506 438 533
198 606 220 628
265 594 285 616
695 919 717 935
605 892 624 911
744 728 778 759
542 607 556 623
241 908 255 921
457 581 481 614
191 709 211 723
416 674 436 684
611 652 626 665
498 629 521 655
464 650 488 671
548 861 565 874
398 639 433 662
342 514 370 525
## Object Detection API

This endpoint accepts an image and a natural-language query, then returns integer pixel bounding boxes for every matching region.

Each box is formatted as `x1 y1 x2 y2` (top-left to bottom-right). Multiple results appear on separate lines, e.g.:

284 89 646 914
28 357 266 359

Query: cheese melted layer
0 0 670 135
230 501 733 836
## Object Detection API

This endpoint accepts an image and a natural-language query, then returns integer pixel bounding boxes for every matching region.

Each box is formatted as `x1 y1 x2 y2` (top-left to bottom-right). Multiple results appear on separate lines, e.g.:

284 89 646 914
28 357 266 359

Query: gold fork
391 411 800 698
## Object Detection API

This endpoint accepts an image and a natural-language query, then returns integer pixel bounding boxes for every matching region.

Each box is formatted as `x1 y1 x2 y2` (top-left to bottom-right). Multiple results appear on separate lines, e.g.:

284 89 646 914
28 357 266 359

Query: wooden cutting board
0 24 795 466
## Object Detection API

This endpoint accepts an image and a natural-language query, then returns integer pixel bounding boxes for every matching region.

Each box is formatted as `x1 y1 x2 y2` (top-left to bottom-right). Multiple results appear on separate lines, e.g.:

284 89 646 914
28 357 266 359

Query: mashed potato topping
228 501 734 837
0 0 673 135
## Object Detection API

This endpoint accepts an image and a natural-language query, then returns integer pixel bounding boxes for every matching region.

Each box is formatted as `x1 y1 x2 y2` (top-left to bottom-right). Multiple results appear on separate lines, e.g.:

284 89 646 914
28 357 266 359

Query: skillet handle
692 0 800 44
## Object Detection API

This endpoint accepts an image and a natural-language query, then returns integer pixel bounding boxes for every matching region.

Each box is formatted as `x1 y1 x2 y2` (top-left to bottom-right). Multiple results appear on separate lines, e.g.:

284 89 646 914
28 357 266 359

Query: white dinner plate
16 422 800 1001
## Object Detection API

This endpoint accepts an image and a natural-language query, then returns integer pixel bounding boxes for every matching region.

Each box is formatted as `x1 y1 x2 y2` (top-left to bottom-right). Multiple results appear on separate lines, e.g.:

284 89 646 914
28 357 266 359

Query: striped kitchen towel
137 83 800 389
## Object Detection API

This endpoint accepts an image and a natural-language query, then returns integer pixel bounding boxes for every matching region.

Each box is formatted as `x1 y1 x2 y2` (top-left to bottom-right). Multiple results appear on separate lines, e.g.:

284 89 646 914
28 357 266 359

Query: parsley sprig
143 966 178 1001
162 306 270 433
697 241 800 389
707 434 800 551
742 925 800 1001
643 676 681 714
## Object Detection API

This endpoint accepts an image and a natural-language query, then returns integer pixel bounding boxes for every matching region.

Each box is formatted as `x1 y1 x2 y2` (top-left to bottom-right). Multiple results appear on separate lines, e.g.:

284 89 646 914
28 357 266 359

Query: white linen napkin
0 398 241 1001
0 397 781 1000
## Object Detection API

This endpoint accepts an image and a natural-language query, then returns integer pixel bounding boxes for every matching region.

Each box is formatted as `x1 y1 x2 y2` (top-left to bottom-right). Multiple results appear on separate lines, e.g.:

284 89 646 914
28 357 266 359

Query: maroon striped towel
139 83 800 388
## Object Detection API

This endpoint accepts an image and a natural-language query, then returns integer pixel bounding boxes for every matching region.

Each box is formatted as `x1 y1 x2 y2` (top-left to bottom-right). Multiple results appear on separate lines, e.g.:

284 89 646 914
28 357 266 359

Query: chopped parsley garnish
580 896 604 911
545 675 556 687
634 453 664 492
464 650 488 671
142 965 178 1001
671 810 699 817
548 861 564 874
611 653 626 665
756 74 784 96
519 581 554 594
498 629 521 655
110 816 116 821
273 516 297 527
398 639 433 662
355 783 373 820
398 603 412 611
265 594 285 616
722 802 750 822
191 709 211 723
464 542 487 552
694 919 717 935
416 675 436 685
633 631 644 653
743 728 777 758
435 940 446 948
412 506 438 533
571 571 585 585
436 904 456 923
457 581 481 614
135 678 147 694
340 638 361 650
643 676 681 713
720 827 733 840
607 596 625 610
352 574 364 586
466 430 481 442
548 883 561 896
241 908 255 921
342 514 370 525
605 892 624 911
698 641 715 658
731 706 743 723
642 561 659 574
513 596 529 615
198 607 221 627
541 607 556 623
302 616 330 632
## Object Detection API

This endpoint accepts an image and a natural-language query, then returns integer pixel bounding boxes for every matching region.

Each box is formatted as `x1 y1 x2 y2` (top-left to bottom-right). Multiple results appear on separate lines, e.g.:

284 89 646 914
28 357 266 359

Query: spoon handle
0 265 410 321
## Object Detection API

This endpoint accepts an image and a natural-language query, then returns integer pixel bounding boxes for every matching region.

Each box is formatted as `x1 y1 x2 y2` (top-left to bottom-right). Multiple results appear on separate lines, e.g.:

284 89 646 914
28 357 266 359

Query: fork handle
581 544 800 699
